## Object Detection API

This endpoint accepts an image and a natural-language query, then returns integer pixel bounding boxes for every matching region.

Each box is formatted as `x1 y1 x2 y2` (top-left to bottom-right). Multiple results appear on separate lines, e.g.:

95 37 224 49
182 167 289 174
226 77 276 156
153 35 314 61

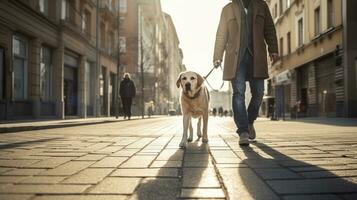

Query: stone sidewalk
0 117 357 199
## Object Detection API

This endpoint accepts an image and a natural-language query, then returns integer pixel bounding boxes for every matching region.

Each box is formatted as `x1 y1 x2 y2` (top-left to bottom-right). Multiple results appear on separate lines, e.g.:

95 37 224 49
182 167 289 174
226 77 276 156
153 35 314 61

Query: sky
161 0 231 91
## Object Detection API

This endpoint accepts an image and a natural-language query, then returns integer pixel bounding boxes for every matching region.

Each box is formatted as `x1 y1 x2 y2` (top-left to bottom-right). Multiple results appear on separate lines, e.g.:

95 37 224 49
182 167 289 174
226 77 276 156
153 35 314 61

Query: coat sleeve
263 2 278 54
119 81 124 97
131 81 136 98
213 6 229 62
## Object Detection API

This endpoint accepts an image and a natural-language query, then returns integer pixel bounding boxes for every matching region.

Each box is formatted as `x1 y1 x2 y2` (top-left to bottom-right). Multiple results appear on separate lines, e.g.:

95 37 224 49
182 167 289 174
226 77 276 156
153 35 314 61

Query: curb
0 116 161 133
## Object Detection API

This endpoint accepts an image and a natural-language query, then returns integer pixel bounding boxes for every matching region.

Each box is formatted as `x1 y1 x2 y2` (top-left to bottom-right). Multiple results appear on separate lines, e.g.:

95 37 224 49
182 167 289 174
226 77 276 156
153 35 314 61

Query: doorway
64 66 78 116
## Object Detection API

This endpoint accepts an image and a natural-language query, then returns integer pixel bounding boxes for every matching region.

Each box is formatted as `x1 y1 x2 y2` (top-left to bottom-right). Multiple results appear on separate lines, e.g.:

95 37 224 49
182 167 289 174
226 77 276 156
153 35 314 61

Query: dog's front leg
188 118 193 142
180 114 190 149
202 113 209 143
197 117 202 139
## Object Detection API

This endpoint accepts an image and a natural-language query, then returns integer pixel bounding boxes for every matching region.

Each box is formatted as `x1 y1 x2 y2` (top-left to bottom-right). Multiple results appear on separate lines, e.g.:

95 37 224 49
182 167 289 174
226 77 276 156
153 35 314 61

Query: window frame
40 45 52 102
12 34 28 101
314 6 321 36
297 18 304 47
287 32 291 54
327 0 334 28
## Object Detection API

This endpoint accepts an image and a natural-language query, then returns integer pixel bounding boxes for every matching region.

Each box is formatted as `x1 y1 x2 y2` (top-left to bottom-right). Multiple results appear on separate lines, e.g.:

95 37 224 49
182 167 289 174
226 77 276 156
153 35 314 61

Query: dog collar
184 87 202 100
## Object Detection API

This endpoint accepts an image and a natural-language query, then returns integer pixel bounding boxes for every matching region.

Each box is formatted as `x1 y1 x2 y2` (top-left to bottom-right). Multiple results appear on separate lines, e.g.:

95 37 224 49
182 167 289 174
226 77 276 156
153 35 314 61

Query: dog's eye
182 77 187 80
190 77 195 80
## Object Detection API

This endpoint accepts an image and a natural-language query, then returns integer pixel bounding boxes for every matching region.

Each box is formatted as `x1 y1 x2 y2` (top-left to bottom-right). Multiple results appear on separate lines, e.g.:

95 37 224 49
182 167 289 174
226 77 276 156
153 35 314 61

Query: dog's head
176 71 204 96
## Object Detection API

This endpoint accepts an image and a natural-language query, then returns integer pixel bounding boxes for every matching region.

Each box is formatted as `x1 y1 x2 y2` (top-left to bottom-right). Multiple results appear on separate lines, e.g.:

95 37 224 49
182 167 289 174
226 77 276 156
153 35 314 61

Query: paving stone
91 157 128 168
111 168 178 177
210 150 238 158
150 160 182 168
0 184 90 194
244 159 280 168
255 168 301 179
0 159 39 168
129 178 179 200
62 168 113 184
29 157 74 168
0 168 14 174
300 169 357 178
180 188 225 198
184 161 214 167
182 168 220 188
75 154 107 161
219 168 280 200
3 168 46 175
267 178 357 194
89 177 141 194
120 156 156 168
0 194 33 200
126 138 154 149
33 195 128 200
156 149 184 161
94 146 124 153
214 157 243 164
19 176 66 184
0 176 28 183
184 154 210 162
283 194 341 200
40 161 94 176
111 149 140 157
216 163 248 168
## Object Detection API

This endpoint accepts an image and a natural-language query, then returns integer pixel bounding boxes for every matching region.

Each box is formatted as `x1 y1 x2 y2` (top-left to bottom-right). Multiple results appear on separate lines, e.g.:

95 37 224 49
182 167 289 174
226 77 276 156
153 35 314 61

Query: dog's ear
196 73 204 88
176 73 183 88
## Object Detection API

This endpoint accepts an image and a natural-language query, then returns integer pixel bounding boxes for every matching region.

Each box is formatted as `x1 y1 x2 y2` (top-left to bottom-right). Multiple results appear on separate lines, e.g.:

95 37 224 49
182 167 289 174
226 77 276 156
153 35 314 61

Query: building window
327 0 333 28
287 32 291 54
0 47 4 100
286 0 291 9
61 0 69 20
108 32 113 54
119 0 127 13
298 18 303 47
82 10 91 36
314 7 321 36
119 36 126 53
100 23 106 51
274 3 278 18
280 37 284 57
40 46 52 101
12 35 28 100
39 0 48 16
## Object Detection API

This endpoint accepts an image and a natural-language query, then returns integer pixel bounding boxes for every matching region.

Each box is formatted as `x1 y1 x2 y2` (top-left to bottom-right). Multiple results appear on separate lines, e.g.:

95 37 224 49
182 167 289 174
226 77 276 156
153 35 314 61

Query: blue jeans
231 52 264 135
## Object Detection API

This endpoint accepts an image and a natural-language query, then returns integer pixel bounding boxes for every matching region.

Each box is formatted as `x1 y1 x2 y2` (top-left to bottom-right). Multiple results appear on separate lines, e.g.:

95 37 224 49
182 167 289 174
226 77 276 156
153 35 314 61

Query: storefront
274 70 292 120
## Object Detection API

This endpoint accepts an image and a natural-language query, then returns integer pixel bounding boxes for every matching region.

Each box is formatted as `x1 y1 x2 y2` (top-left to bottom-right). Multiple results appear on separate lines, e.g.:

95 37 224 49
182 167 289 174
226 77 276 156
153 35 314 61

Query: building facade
0 0 121 120
266 0 357 118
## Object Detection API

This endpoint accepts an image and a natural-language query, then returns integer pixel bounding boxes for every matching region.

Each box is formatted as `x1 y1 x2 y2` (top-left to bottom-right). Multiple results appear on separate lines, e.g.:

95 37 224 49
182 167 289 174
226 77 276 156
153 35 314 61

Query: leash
203 64 225 92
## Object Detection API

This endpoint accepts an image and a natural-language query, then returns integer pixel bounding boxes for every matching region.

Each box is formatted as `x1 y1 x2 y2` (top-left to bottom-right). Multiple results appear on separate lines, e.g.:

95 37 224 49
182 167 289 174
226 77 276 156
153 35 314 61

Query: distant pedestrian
212 108 217 117
218 107 223 117
224 110 228 117
148 101 154 118
120 73 136 120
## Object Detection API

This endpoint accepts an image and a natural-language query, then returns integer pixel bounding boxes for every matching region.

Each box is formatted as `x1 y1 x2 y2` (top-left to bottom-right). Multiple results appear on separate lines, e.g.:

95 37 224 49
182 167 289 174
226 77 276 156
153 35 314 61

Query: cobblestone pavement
0 117 357 200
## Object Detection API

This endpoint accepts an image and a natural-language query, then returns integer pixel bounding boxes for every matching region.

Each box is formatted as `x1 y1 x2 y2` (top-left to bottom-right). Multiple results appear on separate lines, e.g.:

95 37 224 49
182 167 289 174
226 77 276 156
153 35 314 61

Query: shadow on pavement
287 118 357 127
0 138 59 150
238 142 357 199
133 140 209 200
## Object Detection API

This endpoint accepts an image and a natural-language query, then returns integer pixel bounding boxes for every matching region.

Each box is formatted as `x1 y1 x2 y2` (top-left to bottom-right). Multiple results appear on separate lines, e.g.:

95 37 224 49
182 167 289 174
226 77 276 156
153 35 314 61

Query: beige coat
213 0 278 80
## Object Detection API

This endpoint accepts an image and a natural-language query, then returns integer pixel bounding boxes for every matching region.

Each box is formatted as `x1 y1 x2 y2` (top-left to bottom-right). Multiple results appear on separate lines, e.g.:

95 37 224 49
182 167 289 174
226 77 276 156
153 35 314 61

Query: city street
0 117 357 200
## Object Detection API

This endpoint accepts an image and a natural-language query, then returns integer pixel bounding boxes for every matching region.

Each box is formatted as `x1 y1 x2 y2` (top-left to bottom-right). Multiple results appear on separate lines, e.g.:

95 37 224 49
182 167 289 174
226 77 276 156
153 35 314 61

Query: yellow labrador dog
176 71 210 149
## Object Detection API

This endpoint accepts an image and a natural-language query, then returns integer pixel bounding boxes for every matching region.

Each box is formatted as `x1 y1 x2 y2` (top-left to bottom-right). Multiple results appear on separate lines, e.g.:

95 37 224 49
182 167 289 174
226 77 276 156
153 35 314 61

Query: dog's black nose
185 83 191 91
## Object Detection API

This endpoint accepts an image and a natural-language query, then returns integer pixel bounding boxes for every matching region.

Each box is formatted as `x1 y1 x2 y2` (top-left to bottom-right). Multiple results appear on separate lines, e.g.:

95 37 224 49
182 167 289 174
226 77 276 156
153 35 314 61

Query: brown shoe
248 124 256 140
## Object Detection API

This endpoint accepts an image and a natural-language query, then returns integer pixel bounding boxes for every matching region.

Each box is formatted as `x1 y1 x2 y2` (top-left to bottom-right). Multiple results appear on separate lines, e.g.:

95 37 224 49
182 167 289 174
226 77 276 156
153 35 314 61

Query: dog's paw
187 137 193 142
197 132 202 138
179 141 187 149
202 138 209 143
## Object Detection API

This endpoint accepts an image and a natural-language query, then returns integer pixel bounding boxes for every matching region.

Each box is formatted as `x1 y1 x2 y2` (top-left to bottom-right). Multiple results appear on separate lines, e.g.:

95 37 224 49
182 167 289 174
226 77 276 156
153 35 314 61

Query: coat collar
232 0 259 24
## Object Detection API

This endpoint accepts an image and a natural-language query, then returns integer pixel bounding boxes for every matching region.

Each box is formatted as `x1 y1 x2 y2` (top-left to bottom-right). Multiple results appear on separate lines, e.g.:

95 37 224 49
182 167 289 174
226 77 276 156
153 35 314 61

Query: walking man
213 0 279 145
120 73 136 120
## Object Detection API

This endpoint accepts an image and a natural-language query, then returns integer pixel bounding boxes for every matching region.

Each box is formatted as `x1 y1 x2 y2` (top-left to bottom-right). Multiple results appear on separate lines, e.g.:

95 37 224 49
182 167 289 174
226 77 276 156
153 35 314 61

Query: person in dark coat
120 73 136 120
